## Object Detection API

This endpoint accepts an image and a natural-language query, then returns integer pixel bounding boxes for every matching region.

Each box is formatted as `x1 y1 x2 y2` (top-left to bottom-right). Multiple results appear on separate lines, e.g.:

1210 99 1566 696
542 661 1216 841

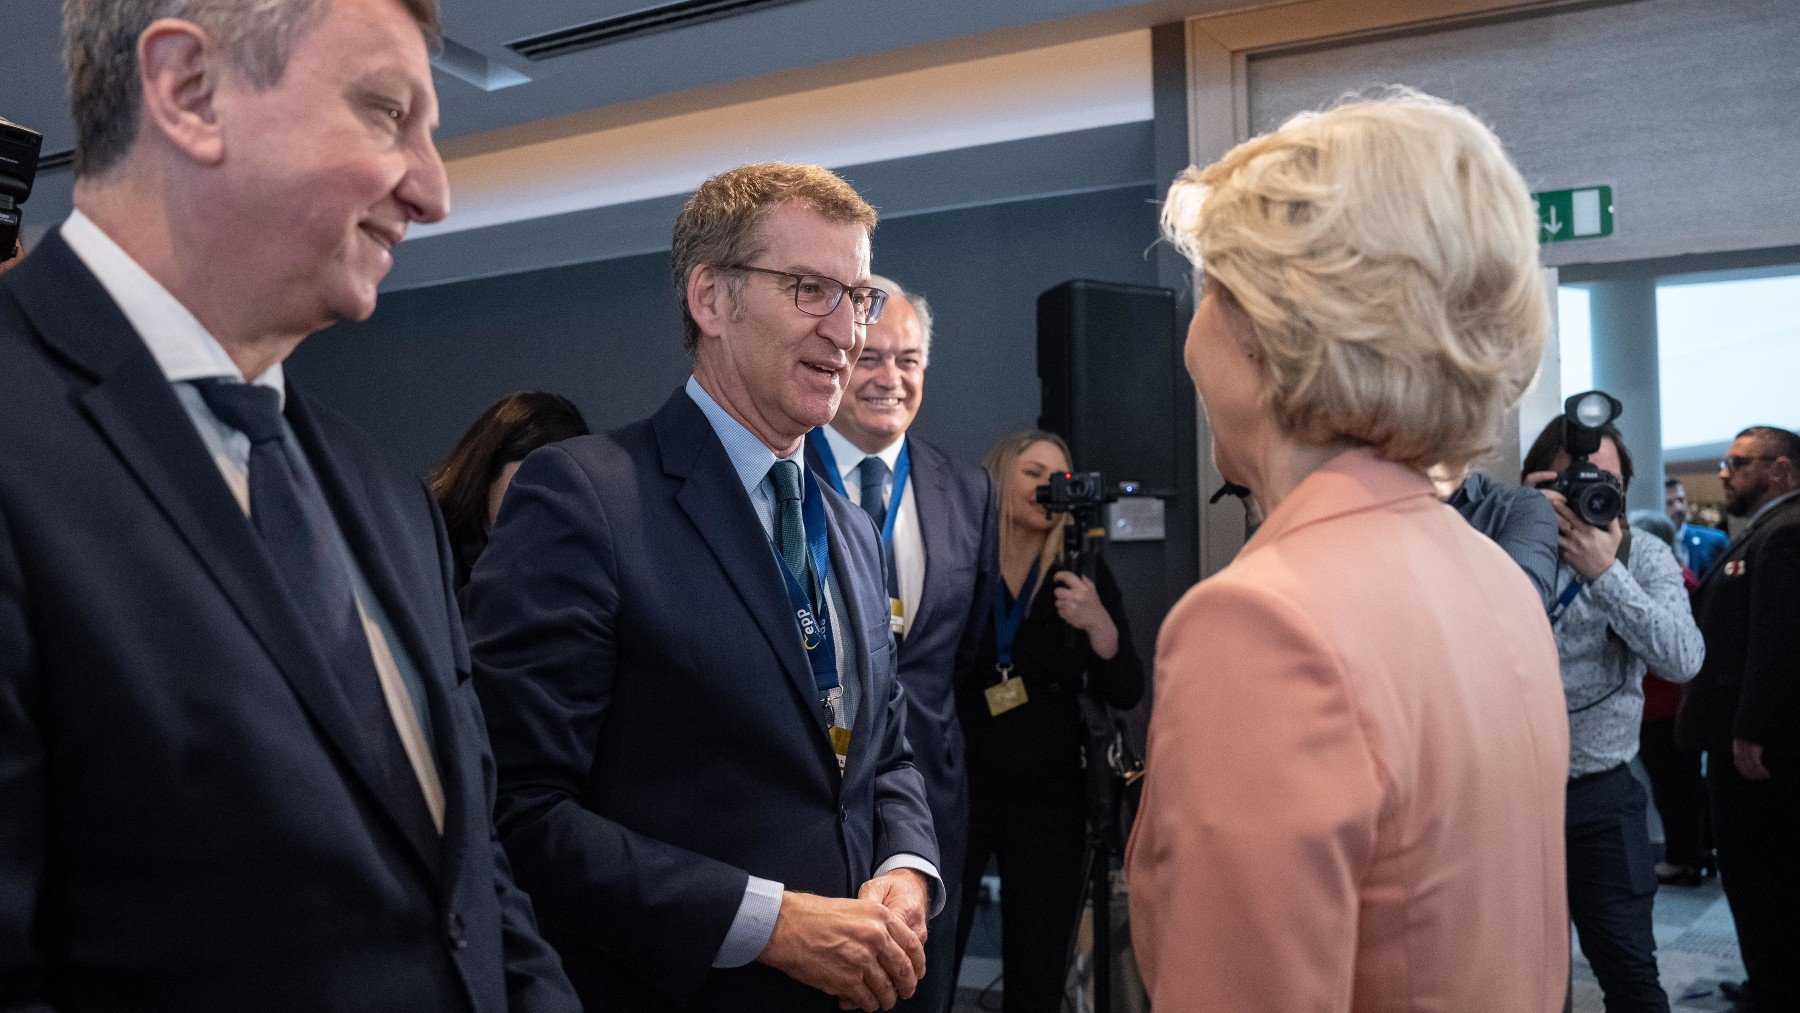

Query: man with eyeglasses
806 278 997 1013
1677 425 1800 1012
465 162 940 1012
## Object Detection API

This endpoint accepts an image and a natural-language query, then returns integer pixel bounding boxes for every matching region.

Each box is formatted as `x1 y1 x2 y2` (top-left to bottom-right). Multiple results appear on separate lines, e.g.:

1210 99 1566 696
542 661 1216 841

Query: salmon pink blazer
1127 448 1568 1011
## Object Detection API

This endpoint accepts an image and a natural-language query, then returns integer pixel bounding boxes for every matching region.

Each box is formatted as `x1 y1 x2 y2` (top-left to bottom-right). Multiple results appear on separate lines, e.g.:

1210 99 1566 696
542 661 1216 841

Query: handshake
757 868 933 1012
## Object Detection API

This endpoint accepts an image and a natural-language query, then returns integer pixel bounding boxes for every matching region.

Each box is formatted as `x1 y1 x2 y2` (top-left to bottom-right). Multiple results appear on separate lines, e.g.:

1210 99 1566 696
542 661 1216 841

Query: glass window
1558 285 1593 398
1657 267 1800 453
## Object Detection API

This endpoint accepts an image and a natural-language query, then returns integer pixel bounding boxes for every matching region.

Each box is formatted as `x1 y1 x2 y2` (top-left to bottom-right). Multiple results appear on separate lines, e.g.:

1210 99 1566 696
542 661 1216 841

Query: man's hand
757 890 924 1012
859 868 931 941
1733 737 1771 782
1532 481 1624 582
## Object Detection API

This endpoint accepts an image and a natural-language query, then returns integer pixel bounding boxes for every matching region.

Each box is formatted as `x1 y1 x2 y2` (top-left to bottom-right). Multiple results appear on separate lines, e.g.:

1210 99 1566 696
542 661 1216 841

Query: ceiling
3 0 1222 159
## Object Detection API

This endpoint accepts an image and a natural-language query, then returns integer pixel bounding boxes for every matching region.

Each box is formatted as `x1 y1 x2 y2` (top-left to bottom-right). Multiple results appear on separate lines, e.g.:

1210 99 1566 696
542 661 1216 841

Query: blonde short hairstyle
671 162 877 357
1162 88 1546 472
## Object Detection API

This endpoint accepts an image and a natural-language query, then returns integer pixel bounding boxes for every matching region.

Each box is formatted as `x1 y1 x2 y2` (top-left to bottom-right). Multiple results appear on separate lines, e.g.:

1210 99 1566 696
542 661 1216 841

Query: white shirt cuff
712 875 784 968
874 854 946 918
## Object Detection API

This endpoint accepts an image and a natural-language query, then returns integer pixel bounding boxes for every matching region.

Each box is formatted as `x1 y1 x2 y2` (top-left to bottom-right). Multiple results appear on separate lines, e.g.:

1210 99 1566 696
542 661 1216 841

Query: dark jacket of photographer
957 556 1143 793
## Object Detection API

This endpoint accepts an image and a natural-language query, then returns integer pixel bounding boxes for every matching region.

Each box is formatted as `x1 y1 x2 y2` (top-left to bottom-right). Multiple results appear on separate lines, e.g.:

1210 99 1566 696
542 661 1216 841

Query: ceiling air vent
508 0 808 61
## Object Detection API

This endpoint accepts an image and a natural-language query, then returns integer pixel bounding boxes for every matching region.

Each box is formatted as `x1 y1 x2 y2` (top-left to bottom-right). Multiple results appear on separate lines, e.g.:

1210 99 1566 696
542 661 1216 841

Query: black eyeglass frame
1720 454 1782 473
717 263 888 325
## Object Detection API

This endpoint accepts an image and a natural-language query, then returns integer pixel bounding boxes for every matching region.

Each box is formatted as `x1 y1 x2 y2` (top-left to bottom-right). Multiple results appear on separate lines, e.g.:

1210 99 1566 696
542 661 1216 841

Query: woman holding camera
954 430 1143 1013
1523 416 1703 1013
1128 91 1569 1010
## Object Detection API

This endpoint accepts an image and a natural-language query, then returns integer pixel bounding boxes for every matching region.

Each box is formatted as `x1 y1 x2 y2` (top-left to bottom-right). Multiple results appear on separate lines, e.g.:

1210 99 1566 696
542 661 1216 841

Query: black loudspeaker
1035 279 1198 707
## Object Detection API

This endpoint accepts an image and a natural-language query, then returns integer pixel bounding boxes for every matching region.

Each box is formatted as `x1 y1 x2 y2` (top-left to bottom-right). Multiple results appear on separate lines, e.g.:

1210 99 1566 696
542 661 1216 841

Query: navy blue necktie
195 380 438 843
857 456 889 533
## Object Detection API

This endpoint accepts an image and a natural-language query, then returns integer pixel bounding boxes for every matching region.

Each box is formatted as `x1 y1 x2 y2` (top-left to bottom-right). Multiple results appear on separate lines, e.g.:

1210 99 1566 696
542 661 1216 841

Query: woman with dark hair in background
431 392 589 591
954 429 1142 1013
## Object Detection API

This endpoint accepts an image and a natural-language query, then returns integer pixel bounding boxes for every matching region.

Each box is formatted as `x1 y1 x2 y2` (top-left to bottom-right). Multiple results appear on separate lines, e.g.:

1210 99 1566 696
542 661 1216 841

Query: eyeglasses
1720 454 1779 473
719 264 888 325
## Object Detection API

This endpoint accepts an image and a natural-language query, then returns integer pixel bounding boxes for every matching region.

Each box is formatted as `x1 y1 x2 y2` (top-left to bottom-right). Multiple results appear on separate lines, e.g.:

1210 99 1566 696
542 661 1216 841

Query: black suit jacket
1677 494 1800 772
465 390 938 1012
0 231 576 1012
805 433 995 887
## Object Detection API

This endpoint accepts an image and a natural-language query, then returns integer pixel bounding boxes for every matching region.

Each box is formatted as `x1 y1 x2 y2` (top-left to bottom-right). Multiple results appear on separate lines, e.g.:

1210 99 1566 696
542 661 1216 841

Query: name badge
829 726 853 773
889 597 905 634
985 669 1029 717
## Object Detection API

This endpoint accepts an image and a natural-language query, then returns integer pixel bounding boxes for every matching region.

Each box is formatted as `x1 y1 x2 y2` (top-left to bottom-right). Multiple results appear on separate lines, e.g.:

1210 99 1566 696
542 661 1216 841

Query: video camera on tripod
1032 469 1157 1013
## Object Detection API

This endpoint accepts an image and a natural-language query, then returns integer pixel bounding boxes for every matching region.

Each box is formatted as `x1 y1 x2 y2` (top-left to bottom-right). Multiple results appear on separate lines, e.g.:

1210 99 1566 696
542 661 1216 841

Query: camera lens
1578 484 1623 527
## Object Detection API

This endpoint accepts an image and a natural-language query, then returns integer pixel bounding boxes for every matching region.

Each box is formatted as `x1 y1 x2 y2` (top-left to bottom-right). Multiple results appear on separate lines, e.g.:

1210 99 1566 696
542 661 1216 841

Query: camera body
1035 471 1115 513
1549 460 1625 528
0 116 43 263
1539 389 1626 528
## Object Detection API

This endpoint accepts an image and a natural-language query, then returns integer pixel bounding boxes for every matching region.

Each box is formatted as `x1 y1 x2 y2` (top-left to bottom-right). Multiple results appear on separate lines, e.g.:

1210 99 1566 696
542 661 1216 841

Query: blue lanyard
773 467 838 695
1548 574 1584 626
809 433 911 544
992 561 1041 674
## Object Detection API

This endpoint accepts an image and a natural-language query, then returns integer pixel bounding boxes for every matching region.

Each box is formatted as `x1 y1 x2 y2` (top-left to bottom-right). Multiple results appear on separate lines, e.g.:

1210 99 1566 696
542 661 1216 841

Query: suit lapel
657 394 835 745
16 234 442 881
284 389 448 876
905 439 950 637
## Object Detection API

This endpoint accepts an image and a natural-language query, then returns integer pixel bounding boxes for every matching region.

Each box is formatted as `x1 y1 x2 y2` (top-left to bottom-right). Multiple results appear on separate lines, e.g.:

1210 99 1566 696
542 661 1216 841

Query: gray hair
63 0 442 178
1628 509 1677 549
868 274 933 366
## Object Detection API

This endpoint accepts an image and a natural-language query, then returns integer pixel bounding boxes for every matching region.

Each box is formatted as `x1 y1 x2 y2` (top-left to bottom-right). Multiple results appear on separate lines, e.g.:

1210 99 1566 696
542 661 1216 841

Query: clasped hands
757 868 931 1011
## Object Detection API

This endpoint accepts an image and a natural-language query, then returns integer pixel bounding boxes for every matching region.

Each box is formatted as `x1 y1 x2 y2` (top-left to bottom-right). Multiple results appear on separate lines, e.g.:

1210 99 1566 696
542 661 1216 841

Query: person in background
1626 509 1711 888
1665 477 1729 574
1676 426 1800 1013
1440 466 1560 606
466 162 939 1012
953 430 1141 1013
0 0 578 1007
1523 417 1703 1013
1128 90 1568 1011
807 276 996 1013
430 391 588 592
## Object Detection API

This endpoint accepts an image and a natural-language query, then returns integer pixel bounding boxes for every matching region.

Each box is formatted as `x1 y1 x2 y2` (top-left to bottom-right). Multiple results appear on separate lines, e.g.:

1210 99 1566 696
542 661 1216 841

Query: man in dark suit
805 277 995 1013
0 1 577 1009
1677 425 1800 1013
466 163 940 1012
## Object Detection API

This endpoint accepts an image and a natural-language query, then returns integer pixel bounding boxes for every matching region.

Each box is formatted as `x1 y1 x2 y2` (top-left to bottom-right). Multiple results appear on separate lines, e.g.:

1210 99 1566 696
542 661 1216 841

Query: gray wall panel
1245 0 1800 265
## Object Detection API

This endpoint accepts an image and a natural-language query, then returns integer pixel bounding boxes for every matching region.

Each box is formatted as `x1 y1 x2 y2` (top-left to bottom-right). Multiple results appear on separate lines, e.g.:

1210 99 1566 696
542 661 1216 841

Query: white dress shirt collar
821 424 905 482
60 210 285 407
684 375 802 498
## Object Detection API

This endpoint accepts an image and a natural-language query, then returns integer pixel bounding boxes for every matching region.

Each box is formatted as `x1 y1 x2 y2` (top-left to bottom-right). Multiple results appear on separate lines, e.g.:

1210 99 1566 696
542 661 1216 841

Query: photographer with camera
1523 402 1703 1013
953 430 1142 1013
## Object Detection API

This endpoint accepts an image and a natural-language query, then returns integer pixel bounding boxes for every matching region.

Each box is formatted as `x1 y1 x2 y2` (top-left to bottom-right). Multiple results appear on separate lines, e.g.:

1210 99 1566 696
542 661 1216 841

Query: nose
397 134 451 226
818 292 858 352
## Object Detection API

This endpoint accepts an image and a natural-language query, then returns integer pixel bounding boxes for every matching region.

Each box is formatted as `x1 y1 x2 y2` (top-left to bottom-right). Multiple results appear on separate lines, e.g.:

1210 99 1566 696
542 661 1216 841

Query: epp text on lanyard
986 560 1040 717
773 467 853 770
809 433 910 635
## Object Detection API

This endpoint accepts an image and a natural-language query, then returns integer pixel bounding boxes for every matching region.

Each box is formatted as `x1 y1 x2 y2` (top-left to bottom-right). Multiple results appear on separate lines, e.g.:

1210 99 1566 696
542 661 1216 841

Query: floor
951 875 1747 1012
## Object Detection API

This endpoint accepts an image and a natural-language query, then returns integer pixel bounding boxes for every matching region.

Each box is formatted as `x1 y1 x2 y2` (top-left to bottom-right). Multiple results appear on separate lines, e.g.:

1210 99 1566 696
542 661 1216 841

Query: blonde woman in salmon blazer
1126 90 1570 1012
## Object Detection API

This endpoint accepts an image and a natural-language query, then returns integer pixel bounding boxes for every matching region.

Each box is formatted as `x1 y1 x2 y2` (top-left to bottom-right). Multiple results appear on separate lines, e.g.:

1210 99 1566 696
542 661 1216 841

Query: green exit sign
1534 186 1613 243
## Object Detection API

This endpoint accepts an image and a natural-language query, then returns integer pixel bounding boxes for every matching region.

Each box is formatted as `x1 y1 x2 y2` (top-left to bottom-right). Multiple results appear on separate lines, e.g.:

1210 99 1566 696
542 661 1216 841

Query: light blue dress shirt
685 377 942 969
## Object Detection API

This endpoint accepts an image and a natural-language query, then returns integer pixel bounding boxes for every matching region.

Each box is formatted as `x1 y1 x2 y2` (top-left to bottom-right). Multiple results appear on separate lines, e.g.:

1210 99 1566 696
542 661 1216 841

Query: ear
1215 285 1263 363
687 264 734 343
136 19 225 166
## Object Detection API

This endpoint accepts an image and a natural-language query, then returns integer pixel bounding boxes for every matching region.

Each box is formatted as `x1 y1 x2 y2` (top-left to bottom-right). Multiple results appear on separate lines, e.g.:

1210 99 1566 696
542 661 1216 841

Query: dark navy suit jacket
1677 495 1800 768
465 390 938 1011
0 231 576 1011
806 433 995 889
